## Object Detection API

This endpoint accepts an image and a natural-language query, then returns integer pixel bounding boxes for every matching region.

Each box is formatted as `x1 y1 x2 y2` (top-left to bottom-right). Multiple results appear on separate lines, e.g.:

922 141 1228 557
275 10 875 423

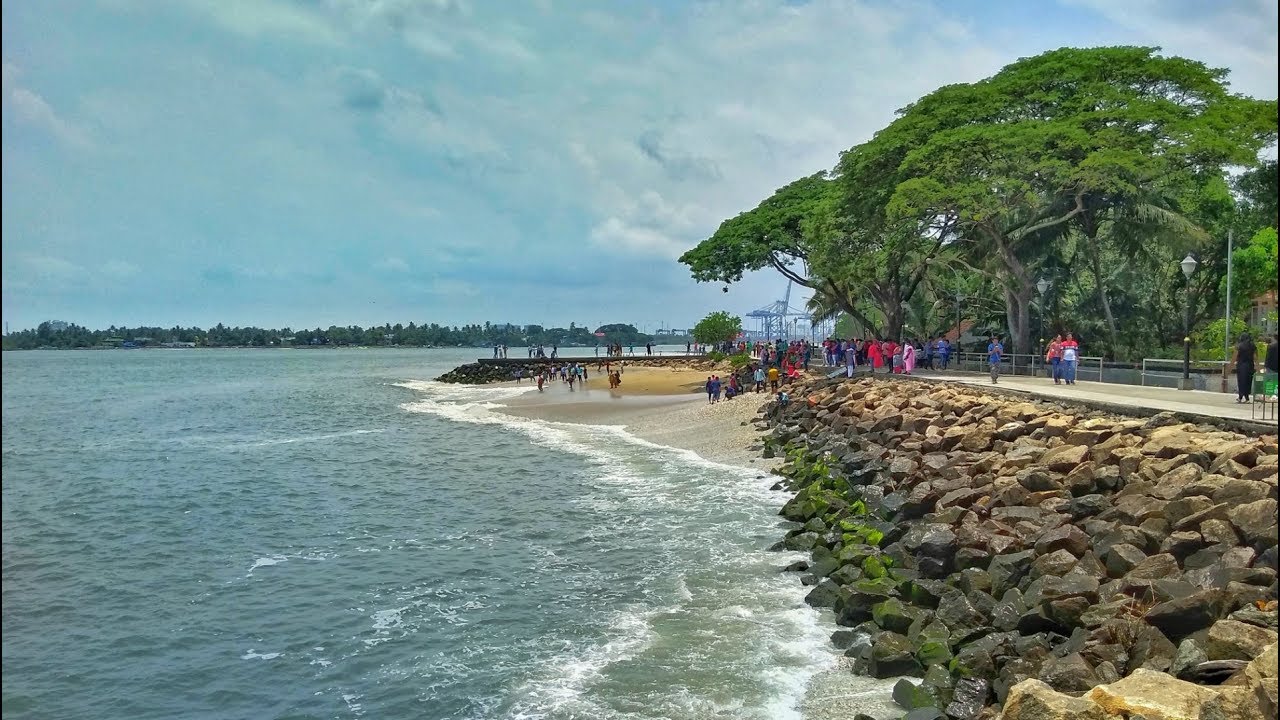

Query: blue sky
3 0 1276 333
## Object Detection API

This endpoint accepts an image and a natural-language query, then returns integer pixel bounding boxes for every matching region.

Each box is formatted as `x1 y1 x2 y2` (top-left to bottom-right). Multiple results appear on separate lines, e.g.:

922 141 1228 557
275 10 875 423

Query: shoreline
491 367 906 719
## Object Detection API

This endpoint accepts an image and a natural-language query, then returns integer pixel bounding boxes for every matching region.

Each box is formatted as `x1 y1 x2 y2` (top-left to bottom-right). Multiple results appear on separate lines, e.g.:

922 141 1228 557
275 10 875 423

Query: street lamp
1180 254 1198 390
1036 278 1051 377
900 300 911 341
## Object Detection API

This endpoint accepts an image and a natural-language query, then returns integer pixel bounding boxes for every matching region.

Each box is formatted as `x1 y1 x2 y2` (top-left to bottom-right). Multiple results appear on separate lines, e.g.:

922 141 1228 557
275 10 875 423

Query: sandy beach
498 367 904 720
501 365 779 467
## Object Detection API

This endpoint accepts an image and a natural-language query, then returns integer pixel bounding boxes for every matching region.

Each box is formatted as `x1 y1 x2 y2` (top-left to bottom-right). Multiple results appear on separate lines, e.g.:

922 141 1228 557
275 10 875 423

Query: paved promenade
900 369 1276 426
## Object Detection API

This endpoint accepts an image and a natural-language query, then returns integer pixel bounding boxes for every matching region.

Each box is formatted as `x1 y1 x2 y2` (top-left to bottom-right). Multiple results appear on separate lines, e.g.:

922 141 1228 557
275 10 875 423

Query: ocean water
1 348 838 720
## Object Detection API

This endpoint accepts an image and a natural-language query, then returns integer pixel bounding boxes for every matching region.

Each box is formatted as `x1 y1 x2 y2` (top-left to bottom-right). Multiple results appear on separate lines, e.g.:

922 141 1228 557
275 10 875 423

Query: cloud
2 0 1276 332
1 60 93 148
374 257 411 273
335 67 387 112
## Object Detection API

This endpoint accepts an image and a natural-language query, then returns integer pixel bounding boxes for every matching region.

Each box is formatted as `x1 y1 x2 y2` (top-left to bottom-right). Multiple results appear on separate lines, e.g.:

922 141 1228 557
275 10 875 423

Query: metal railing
947 352 1105 381
1140 358 1235 392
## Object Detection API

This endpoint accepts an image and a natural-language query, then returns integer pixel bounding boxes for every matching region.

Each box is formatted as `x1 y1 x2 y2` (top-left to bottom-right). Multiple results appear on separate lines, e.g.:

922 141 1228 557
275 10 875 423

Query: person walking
987 335 1004 384
1046 334 1064 384
1234 332 1257 403
1061 333 1080 385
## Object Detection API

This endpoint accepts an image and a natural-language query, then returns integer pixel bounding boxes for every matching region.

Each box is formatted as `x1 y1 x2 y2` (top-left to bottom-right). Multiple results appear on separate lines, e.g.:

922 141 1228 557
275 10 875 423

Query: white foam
227 428 386 449
398 379 843 718
241 649 282 660
506 609 656 718
246 555 288 575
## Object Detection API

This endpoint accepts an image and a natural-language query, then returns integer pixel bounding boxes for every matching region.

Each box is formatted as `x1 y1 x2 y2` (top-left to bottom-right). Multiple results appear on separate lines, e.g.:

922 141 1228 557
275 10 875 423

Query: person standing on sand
767 365 780 392
711 375 722 403
754 365 766 393
705 376 715 403
988 336 1004 384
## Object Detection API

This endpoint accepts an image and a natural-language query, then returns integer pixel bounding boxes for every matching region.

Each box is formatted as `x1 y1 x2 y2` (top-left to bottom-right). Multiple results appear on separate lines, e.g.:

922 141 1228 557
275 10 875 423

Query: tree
869 46 1276 355
691 311 742 345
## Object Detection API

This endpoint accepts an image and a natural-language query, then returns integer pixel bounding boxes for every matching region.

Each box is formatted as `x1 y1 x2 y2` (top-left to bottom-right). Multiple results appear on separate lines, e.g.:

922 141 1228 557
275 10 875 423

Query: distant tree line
1 320 683 351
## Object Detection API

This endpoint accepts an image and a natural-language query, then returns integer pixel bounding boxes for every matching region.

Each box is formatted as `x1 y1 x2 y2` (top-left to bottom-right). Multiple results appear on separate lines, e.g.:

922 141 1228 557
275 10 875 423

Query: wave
395 379 841 719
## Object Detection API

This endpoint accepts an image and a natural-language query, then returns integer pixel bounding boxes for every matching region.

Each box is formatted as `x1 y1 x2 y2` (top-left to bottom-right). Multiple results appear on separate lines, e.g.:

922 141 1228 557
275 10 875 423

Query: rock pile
761 376 1278 720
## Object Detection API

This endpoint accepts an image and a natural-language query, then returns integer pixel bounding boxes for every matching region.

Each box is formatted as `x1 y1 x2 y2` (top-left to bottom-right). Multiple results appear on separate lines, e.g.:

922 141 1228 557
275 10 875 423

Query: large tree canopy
679 45 1278 359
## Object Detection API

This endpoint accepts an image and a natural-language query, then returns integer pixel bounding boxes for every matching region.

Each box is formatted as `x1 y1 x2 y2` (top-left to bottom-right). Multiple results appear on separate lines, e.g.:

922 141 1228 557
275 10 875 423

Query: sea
1 347 846 720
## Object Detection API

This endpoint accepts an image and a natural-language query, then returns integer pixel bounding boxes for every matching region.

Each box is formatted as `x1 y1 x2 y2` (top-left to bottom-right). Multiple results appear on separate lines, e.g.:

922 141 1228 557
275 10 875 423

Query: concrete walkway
902 369 1276 426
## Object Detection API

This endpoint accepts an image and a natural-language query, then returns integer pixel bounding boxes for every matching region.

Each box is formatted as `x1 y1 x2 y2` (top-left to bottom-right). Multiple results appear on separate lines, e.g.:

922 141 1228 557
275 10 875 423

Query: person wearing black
1233 332 1256 403
1266 335 1279 374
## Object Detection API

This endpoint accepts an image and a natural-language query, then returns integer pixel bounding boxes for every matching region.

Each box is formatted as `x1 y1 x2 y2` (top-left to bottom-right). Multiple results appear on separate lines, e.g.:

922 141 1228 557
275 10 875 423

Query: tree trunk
1087 237 1120 358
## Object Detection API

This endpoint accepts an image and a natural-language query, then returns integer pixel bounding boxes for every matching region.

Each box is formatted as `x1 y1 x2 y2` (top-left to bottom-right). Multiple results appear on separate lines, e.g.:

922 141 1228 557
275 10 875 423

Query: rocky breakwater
760 376 1278 720
435 356 741 384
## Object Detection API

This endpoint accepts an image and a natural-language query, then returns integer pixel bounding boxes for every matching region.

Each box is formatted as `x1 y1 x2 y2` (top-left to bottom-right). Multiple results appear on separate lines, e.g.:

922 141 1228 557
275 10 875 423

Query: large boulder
1084 668 1246 720
1229 498 1279 548
1000 679 1112 720
1205 619 1280 661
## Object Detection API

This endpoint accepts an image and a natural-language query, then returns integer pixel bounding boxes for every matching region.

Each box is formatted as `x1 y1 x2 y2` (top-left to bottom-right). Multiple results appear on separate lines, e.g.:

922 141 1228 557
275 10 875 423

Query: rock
892 677 936 711
1129 623 1178 672
1172 637 1210 679
1201 518 1242 546
1085 668 1236 720
1160 530 1206 560
805 578 846 610
1035 525 1090 558
1001 679 1112 720
869 631 922 678
872 598 920 634
903 708 945 720
1144 589 1230 640
1230 498 1279 548
1231 605 1279 630
1039 652 1100 692
1206 619 1280 661
784 531 822 550
1041 443 1088 473
1103 544 1147 578
945 677 990 720
1172 502 1231 532
1213 478 1272 505
1031 549 1079 579
1225 642 1278 719
1124 553 1179 581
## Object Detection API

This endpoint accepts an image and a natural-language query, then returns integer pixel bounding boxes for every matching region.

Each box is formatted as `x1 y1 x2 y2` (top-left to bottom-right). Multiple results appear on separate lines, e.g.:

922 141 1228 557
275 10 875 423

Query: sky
2 0 1276 334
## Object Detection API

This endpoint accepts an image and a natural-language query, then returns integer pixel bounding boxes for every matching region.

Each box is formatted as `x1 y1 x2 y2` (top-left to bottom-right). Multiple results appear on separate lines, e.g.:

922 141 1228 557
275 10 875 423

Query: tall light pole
1180 254 1198 390
1036 278 1051 377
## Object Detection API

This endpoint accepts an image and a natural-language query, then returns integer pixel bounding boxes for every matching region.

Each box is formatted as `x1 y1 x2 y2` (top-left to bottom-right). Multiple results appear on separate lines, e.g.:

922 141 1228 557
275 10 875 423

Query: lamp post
1036 278 1051 377
1180 254 1198 390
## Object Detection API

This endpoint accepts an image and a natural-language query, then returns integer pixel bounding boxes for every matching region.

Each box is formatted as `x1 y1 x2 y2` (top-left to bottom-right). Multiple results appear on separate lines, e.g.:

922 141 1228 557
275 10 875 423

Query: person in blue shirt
987 335 1004 384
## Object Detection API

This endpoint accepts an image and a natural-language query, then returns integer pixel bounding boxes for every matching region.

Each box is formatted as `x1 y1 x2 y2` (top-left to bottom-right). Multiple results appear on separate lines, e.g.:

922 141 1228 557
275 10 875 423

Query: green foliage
706 350 727 362
691 311 743 345
1226 227 1279 308
686 45 1277 360
728 352 754 369
1194 318 1265 361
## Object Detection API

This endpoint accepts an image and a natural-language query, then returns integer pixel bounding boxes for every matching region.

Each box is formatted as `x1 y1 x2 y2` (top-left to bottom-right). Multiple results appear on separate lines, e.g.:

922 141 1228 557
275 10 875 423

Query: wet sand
502 366 777 467
498 369 903 719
